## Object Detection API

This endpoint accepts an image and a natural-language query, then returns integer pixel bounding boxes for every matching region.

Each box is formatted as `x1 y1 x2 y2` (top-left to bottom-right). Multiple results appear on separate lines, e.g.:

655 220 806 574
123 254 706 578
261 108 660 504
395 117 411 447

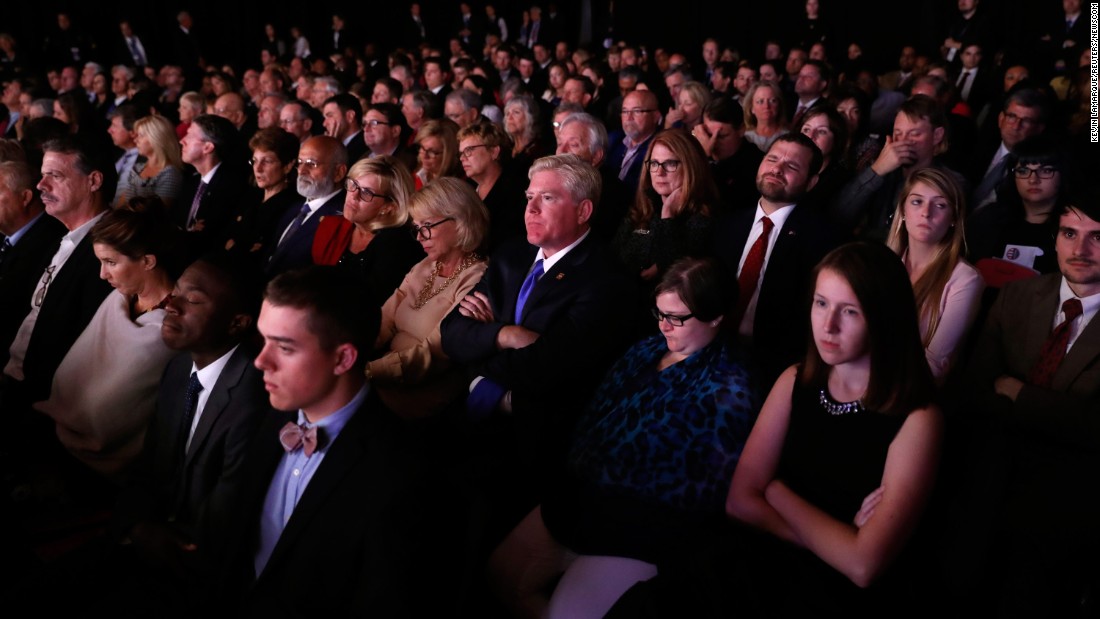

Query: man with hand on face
264 136 346 278
321 93 366 163
833 95 963 240
692 97 763 212
216 266 441 614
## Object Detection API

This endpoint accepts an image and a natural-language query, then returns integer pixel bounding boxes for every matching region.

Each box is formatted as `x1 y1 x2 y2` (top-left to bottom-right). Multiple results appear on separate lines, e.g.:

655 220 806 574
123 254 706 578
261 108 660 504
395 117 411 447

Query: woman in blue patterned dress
488 257 758 619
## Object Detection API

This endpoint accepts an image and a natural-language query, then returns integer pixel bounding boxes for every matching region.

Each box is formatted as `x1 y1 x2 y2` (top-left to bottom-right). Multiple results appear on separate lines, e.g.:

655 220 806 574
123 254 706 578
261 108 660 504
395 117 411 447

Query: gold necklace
412 253 481 310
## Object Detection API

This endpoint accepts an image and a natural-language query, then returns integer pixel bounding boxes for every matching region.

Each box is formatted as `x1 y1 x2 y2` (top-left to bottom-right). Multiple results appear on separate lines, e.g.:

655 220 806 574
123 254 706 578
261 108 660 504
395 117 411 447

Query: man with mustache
711 132 844 387
264 135 346 278
950 196 1100 614
2 136 115 446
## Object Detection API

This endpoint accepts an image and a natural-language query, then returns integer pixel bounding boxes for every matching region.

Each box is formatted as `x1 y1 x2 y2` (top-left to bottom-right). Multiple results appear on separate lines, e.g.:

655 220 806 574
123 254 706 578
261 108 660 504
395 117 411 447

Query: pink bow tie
279 422 320 457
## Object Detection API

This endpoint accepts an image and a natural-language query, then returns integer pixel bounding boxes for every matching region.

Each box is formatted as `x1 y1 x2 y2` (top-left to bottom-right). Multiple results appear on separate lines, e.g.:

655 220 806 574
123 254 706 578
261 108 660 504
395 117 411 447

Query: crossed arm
726 366 943 588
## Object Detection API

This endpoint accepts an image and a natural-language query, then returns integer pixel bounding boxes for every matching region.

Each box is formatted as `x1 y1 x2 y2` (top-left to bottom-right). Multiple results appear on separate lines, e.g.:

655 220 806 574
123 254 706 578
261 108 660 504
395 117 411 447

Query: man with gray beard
264 136 347 277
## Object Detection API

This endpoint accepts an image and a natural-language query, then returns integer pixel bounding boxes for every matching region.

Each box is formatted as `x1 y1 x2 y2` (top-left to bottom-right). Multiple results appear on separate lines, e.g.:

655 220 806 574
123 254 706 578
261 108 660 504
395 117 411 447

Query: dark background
1 0 1064 76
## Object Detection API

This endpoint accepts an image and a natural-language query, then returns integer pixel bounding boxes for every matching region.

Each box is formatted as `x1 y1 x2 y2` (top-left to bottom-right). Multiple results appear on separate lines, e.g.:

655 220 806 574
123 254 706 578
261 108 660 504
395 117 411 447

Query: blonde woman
664 81 711 132
743 80 789 153
886 167 984 381
118 115 184 207
369 178 489 417
414 119 463 187
312 155 425 301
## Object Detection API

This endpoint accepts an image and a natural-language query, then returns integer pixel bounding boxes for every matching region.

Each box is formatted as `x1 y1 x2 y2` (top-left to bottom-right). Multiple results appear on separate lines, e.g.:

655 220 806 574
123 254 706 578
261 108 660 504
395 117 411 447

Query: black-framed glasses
651 307 694 326
458 144 487 159
1013 165 1058 180
417 145 443 158
364 119 392 127
621 108 656 117
645 159 681 173
411 217 454 240
34 265 57 307
345 178 389 202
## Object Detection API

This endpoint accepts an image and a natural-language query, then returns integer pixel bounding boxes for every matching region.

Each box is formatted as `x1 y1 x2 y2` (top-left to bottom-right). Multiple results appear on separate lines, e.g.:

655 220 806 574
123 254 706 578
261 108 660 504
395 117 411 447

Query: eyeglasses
1013 165 1058 180
458 144 487 159
1002 111 1040 129
418 146 443 158
249 156 281 167
364 119 392 127
34 265 57 307
345 178 389 202
278 118 301 127
645 159 681 173
621 108 655 117
410 217 454 240
651 307 694 327
296 158 325 170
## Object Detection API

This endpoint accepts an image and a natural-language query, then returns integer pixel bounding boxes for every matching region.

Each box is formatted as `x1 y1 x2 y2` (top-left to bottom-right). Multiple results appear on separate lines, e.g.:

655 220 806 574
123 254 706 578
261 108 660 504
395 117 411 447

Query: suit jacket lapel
1055 297 1100 390
1024 278 1061 369
517 237 590 325
260 398 370 576
185 347 247 465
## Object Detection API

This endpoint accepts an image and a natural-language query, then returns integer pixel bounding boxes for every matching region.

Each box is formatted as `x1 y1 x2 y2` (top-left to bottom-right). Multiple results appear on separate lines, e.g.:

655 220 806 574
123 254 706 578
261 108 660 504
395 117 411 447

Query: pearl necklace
412 253 481 310
818 389 865 416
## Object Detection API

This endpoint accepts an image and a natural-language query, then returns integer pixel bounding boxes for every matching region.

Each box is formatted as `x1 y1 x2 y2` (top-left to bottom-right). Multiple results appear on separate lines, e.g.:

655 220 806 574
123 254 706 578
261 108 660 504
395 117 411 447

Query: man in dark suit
218 266 439 614
0 159 67 369
178 114 248 257
604 89 660 196
114 255 267 592
712 133 842 388
441 154 633 518
321 94 366 163
968 88 1049 209
264 136 346 278
2 136 115 408
948 198 1100 615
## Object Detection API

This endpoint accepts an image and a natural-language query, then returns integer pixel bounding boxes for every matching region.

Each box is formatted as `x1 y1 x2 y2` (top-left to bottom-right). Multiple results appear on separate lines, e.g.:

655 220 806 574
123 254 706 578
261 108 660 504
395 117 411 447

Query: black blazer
0 215 67 366
174 163 250 258
344 130 367 164
264 190 345 278
712 204 844 389
115 346 267 544
21 231 114 402
216 389 443 615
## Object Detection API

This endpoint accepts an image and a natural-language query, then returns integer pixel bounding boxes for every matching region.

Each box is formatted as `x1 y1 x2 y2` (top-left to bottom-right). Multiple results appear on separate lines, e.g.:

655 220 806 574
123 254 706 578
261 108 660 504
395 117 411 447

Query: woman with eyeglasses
886 167 983 382
606 242 941 618
967 135 1069 277
414 119 463 189
224 127 300 263
367 178 489 418
36 199 183 479
312 156 425 303
614 130 717 333
489 257 756 618
458 122 527 252
743 81 789 154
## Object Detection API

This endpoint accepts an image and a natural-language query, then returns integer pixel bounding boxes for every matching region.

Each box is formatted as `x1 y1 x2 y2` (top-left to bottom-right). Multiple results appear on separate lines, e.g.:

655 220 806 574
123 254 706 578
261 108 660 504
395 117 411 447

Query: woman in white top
36 200 183 479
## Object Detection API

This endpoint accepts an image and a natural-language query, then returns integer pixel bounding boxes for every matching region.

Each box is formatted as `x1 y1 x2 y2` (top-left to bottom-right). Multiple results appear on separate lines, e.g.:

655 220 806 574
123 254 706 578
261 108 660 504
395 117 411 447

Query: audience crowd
0 2 1098 616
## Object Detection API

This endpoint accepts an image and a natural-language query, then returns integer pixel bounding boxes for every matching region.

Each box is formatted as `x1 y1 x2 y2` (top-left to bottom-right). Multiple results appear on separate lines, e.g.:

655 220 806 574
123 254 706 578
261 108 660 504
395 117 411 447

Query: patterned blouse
569 334 758 511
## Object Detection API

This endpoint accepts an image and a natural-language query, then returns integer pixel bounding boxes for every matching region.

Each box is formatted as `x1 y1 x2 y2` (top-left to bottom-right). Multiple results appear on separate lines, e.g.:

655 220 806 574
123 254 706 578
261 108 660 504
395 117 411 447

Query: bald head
214 92 247 129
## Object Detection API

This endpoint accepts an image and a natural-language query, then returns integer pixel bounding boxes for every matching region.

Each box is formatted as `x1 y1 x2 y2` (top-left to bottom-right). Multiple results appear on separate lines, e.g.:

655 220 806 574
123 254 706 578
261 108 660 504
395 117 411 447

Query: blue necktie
278 203 312 247
514 259 544 323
